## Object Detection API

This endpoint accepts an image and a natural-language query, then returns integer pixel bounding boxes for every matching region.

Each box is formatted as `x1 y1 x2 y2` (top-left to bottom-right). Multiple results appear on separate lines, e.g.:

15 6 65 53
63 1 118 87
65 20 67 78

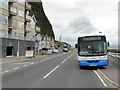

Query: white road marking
93 70 107 87
39 54 65 63
97 69 118 86
31 62 34 65
4 70 9 73
68 56 70 59
117 55 120 58
14 67 20 70
2 72 3 74
23 65 28 67
61 59 67 64
43 65 59 79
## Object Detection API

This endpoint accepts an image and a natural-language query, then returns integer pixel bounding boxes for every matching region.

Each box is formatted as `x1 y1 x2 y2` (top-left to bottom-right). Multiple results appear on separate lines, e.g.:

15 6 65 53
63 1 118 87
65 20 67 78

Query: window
18 0 25 5
10 7 17 14
19 9 24 17
0 2 2 9
0 14 2 23
79 41 107 56
13 32 17 39
13 19 17 27
0 1 8 10
0 14 8 24
0 30 2 37
0 30 8 38
19 33 24 40
2 15 8 24
19 21 24 29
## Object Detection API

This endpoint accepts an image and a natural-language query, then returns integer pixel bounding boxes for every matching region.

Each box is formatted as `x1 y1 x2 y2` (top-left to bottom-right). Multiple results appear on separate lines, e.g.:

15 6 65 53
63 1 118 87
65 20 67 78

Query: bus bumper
78 60 108 67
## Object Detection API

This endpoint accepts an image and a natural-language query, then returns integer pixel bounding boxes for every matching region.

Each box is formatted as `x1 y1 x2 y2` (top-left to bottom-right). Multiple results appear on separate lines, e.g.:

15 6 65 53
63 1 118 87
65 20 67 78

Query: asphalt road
2 50 118 88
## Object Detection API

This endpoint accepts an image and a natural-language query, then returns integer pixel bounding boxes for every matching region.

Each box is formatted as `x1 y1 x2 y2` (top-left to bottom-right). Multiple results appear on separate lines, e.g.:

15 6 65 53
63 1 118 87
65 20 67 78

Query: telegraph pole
59 35 61 47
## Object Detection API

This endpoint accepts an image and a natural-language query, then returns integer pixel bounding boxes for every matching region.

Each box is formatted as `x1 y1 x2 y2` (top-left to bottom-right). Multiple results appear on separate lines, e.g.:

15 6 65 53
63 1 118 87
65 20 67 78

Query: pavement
1 54 51 64
1 50 119 88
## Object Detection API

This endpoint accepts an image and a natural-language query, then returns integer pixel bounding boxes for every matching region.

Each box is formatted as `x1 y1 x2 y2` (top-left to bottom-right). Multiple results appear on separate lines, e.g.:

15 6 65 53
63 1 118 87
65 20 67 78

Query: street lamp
99 31 102 35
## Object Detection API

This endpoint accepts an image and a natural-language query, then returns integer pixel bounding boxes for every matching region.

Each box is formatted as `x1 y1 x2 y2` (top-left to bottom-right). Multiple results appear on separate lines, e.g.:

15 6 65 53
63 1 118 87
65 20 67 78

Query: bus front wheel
79 66 83 69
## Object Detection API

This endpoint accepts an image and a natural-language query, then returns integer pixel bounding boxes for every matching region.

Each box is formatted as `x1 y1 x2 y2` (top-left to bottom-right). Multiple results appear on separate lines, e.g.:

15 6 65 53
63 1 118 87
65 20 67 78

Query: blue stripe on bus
78 60 108 66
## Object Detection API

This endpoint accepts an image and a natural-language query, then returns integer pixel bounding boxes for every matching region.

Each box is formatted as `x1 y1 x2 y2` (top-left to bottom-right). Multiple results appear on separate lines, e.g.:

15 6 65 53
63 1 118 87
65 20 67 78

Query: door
6 46 13 56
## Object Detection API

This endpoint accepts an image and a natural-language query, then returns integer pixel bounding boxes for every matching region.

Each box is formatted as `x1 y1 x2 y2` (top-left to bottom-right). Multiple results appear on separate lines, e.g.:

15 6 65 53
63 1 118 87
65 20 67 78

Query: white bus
78 35 109 68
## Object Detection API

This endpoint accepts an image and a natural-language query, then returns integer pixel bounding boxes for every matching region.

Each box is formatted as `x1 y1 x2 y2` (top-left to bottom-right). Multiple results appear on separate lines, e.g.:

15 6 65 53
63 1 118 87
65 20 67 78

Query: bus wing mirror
75 44 78 48
107 42 110 47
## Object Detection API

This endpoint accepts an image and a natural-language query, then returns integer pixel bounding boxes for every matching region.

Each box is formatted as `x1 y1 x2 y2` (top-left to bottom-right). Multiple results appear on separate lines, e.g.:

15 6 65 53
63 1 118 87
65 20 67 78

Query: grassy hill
28 2 55 39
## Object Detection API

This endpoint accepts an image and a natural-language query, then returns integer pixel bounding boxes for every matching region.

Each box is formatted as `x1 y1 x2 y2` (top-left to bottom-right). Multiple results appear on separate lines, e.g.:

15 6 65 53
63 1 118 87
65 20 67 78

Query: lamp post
99 31 102 35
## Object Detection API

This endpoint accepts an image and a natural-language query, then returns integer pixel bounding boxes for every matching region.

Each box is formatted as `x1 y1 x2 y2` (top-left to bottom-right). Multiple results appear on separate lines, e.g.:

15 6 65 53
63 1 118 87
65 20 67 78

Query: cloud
42 0 118 46
68 16 96 34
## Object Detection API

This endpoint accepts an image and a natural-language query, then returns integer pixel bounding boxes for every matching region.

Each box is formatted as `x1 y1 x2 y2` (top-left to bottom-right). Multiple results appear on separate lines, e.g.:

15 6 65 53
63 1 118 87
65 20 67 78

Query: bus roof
78 35 106 38
78 35 106 42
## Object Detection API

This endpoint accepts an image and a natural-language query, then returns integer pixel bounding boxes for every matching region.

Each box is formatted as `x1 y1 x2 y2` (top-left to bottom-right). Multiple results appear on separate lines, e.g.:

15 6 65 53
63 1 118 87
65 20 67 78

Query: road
2 50 119 88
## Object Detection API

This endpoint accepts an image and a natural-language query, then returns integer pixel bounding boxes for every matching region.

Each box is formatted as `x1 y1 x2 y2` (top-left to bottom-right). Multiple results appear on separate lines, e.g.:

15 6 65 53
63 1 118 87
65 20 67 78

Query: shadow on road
79 66 106 70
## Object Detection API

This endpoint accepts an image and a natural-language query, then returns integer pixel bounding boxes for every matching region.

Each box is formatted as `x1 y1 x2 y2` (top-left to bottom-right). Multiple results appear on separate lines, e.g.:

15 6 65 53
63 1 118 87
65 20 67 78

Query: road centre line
43 65 59 79
13 67 20 70
68 56 70 59
4 70 9 73
31 62 34 65
67 52 75 59
39 54 66 63
43 53 74 78
23 64 28 67
61 59 67 64
93 70 107 87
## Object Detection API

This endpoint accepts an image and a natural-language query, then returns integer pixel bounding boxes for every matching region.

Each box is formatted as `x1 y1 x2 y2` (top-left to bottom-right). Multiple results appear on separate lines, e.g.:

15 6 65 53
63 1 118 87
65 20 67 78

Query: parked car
53 48 59 53
47 48 53 55
51 46 59 53
41 48 52 55
63 48 68 52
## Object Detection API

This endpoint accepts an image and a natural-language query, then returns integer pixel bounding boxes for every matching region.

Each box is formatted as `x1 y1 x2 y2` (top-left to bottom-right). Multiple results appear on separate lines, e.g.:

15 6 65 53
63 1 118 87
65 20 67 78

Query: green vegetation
29 2 55 38
54 40 73 50
54 40 63 47
108 49 119 53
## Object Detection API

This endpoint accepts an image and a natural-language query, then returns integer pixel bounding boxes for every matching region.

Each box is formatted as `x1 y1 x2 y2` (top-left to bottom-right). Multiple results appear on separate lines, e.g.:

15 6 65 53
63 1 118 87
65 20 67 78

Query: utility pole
99 31 102 35
59 35 61 47
17 41 20 61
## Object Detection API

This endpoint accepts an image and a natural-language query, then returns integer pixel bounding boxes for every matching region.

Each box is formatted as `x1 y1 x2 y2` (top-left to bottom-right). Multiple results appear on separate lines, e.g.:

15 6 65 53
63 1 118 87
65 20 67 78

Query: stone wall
1 38 35 58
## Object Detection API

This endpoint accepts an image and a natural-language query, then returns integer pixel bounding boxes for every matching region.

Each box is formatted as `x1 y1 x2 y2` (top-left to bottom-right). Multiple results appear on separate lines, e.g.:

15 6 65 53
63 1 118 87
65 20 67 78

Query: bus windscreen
79 41 107 56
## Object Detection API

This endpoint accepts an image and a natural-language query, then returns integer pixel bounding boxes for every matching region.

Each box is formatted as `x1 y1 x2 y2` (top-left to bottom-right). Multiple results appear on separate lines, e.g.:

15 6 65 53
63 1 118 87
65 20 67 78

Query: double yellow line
95 69 119 88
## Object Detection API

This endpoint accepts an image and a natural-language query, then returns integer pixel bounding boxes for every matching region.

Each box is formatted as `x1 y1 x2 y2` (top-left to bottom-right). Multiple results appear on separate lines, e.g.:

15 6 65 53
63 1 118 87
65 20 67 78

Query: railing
9 23 16 28
25 25 31 32
26 14 31 21
108 52 120 67
9 0 17 3
9 7 17 15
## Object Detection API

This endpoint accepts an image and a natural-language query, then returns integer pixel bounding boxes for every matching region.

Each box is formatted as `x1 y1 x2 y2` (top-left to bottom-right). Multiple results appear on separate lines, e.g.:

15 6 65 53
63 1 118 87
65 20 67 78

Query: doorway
6 46 14 56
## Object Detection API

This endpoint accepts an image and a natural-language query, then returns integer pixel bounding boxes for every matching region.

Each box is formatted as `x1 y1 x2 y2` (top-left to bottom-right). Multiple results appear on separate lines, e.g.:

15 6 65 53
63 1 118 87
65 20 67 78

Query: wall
1 38 35 58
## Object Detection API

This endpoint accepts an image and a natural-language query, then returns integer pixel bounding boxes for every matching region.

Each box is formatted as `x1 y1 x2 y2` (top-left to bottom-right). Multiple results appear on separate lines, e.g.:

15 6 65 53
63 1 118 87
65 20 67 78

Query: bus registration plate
90 64 96 66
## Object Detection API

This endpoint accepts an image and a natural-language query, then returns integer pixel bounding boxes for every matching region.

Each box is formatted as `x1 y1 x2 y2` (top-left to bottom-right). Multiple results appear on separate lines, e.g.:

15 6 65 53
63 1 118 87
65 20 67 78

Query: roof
31 15 37 23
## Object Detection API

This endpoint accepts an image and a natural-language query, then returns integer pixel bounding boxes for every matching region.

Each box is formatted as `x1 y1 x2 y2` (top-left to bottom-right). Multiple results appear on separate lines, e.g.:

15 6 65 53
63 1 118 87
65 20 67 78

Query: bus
77 35 109 68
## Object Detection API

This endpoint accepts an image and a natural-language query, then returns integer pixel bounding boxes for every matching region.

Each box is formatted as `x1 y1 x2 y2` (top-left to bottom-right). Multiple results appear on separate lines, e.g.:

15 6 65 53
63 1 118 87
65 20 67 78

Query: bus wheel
79 66 83 69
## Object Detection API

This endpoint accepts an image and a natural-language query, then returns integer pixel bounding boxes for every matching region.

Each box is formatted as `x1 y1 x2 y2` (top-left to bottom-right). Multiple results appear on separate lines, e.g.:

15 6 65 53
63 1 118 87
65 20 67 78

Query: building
40 34 55 49
30 15 41 54
0 0 54 57
0 0 37 57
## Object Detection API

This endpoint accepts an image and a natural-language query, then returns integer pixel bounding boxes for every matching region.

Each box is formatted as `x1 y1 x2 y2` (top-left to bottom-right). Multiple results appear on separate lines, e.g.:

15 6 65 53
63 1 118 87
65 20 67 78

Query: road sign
25 50 33 57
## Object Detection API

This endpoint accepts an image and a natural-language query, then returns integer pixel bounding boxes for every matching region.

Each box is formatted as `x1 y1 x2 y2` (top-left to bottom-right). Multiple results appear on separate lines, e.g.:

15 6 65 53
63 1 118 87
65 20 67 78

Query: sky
42 0 118 47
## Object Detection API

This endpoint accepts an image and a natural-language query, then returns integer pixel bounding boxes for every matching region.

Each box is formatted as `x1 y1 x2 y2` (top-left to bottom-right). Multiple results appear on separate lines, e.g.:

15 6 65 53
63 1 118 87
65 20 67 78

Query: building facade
0 0 37 57
0 0 54 57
